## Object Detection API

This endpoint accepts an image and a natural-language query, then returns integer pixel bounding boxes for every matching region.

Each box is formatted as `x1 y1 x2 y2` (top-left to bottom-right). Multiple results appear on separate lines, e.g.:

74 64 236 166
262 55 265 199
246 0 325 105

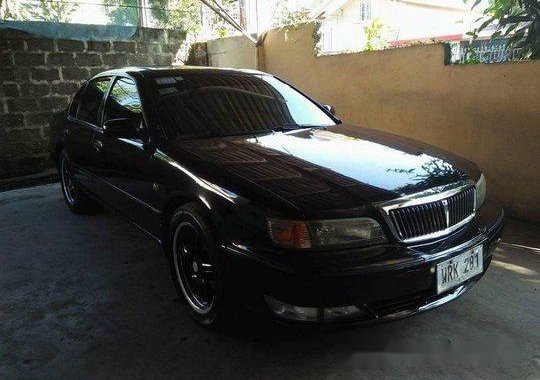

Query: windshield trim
270 75 342 126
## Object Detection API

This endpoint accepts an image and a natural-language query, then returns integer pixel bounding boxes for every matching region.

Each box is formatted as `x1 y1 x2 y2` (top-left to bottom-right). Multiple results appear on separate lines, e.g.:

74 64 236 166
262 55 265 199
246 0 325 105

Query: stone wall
185 42 209 66
0 23 185 179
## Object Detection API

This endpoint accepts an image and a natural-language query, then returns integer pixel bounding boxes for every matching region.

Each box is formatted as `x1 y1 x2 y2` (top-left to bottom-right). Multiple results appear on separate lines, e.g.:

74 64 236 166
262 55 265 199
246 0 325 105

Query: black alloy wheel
173 221 216 314
58 151 100 214
167 203 233 328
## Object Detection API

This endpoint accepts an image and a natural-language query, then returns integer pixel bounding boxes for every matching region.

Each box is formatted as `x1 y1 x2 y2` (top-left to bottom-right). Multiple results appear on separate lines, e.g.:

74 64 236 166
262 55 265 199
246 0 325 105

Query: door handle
93 140 103 152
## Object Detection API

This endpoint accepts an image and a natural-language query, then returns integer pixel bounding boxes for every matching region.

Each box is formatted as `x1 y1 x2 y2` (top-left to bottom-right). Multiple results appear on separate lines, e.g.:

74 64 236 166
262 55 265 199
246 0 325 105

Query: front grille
388 187 475 241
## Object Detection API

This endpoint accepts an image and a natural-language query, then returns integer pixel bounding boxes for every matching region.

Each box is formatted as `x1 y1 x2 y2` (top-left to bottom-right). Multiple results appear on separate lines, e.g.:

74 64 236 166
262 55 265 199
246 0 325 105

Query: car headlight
268 217 386 249
475 173 486 210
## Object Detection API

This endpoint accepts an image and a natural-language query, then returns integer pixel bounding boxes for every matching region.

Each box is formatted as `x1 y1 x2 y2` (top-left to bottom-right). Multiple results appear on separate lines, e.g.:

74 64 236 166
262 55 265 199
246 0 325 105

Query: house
311 0 482 53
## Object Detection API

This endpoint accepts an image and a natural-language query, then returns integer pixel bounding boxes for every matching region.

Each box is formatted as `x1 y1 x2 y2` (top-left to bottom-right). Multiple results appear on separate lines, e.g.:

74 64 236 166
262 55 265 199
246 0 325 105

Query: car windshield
155 73 337 139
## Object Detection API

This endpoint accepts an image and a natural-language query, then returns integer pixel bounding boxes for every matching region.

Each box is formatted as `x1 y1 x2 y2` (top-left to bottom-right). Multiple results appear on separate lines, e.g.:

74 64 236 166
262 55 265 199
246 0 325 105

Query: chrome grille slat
417 206 427 234
402 208 414 237
459 192 464 222
398 212 406 238
427 203 437 232
427 204 437 233
460 193 463 221
386 187 475 242
390 212 402 238
454 192 461 224
421 205 430 232
409 208 418 236
434 203 442 230
450 195 456 225
433 203 443 230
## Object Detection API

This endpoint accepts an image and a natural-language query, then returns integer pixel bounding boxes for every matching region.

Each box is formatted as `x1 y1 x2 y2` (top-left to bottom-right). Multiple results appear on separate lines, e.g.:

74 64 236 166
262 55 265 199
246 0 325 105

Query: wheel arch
54 141 65 165
160 193 224 247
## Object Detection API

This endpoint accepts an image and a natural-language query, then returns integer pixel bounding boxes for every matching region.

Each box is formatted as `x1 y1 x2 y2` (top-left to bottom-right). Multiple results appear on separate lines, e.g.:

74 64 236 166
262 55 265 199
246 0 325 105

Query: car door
93 76 158 232
64 77 111 194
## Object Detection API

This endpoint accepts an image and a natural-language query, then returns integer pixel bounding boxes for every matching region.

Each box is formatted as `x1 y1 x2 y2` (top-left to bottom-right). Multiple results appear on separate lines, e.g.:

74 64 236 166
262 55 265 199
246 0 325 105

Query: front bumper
222 200 504 323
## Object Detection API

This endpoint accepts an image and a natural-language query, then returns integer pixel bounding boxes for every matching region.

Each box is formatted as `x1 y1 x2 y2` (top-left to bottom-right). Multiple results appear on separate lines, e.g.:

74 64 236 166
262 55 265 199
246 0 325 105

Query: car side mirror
103 118 140 139
322 104 336 115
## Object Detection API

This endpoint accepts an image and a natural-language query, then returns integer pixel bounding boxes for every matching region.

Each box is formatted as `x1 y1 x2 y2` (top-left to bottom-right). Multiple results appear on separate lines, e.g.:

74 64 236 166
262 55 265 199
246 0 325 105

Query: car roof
92 66 267 80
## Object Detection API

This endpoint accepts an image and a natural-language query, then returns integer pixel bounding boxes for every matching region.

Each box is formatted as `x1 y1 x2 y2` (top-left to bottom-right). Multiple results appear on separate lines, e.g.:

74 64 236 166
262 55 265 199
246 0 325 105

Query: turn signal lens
268 217 386 249
268 219 312 249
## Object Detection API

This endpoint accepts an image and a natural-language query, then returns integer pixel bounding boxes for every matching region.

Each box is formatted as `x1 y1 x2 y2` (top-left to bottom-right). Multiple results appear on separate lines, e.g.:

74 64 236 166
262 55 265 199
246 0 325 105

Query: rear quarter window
76 77 111 126
68 85 86 117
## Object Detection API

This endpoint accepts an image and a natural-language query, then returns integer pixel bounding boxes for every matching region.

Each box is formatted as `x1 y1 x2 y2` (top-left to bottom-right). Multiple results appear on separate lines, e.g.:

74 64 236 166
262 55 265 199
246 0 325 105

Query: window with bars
359 2 372 21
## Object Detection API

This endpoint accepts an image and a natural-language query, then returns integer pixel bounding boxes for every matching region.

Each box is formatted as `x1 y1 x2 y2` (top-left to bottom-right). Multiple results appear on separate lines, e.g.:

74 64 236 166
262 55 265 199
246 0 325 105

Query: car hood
163 123 479 217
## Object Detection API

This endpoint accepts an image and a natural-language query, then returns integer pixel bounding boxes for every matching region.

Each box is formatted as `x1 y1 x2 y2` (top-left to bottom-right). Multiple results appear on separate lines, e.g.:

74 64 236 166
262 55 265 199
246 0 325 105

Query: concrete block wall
206 36 257 70
0 24 186 179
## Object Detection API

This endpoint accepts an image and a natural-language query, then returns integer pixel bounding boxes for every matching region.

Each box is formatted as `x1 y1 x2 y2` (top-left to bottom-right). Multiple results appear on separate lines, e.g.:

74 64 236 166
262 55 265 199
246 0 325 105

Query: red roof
389 34 463 47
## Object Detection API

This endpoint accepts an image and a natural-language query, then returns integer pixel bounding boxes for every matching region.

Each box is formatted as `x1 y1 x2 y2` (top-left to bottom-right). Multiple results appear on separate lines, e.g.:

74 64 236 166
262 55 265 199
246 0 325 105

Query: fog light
323 305 364 320
265 296 318 322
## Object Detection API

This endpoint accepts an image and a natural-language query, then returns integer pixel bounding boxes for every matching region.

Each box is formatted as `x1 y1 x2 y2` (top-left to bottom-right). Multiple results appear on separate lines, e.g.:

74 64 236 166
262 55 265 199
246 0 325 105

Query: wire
10 0 196 13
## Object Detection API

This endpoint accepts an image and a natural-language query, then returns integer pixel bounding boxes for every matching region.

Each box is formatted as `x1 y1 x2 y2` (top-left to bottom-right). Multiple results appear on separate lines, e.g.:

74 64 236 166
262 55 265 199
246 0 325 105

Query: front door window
103 77 142 126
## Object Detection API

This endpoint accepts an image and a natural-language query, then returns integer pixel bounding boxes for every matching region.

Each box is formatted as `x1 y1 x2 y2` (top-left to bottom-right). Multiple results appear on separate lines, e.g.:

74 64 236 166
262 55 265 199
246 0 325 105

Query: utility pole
137 0 149 28
238 0 247 30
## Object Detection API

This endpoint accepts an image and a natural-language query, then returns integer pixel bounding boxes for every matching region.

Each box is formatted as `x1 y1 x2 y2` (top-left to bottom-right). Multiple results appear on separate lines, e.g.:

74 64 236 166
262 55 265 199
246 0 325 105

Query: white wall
319 0 476 53
379 1 472 41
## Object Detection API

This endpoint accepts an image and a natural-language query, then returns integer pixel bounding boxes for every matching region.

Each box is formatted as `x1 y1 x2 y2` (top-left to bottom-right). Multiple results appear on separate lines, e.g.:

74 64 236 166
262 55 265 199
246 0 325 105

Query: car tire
58 151 101 215
166 202 234 328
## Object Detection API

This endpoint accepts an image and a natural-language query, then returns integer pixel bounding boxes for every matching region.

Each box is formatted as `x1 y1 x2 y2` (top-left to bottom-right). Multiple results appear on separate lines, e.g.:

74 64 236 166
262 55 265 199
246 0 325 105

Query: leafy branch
363 18 388 51
18 0 79 22
465 0 539 60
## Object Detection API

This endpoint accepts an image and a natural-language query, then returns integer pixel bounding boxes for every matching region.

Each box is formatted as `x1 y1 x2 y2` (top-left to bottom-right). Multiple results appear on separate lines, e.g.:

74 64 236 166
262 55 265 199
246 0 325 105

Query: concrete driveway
1 183 538 380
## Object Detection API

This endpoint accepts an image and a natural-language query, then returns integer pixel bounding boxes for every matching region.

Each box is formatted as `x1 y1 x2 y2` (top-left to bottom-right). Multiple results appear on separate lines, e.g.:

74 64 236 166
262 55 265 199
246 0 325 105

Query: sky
5 0 490 29
69 0 110 25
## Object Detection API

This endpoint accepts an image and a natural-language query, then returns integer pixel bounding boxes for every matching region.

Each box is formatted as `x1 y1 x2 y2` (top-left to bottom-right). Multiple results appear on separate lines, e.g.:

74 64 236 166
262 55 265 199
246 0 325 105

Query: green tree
364 18 387 51
274 1 311 27
149 0 202 32
19 0 79 22
104 0 202 30
466 0 539 59
105 0 138 25
103 0 238 35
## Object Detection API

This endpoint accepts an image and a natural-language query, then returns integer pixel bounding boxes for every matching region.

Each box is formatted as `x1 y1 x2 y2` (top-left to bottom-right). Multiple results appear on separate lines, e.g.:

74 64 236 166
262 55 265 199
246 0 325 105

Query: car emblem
442 199 450 227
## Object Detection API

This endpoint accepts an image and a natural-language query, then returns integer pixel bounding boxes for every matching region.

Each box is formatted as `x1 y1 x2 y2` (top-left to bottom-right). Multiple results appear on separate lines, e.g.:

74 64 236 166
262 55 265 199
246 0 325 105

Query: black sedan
55 67 504 327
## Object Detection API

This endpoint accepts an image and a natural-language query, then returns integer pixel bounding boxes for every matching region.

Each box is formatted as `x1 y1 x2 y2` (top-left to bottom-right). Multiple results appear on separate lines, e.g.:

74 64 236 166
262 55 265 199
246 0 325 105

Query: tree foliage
18 0 79 22
363 18 387 51
104 0 138 26
149 0 203 32
104 0 237 35
273 0 311 28
466 0 539 59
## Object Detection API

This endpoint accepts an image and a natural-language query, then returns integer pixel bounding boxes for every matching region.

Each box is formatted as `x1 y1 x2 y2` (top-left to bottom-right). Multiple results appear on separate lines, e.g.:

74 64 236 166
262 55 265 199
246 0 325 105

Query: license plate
436 245 483 294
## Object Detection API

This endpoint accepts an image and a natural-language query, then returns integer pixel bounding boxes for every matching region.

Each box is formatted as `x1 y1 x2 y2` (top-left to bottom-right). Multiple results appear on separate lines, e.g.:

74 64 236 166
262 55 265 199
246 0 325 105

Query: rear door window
77 77 111 126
